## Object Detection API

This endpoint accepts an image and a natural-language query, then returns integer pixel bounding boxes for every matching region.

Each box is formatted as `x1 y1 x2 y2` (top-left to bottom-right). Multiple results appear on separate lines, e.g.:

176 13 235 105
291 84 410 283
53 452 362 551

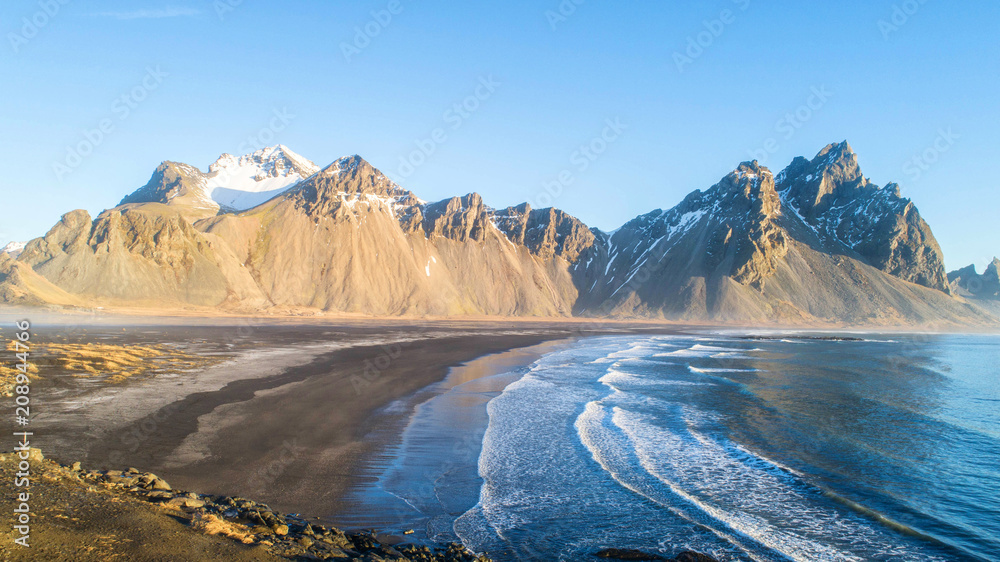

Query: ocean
344 332 1000 561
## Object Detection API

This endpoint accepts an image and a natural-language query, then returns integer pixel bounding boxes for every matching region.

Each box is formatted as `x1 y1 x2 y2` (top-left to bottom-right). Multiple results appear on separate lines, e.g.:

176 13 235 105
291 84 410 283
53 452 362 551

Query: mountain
2 242 25 258
572 144 975 324
775 142 949 292
5 142 996 326
195 156 587 315
949 258 1000 299
0 251 81 306
118 145 318 217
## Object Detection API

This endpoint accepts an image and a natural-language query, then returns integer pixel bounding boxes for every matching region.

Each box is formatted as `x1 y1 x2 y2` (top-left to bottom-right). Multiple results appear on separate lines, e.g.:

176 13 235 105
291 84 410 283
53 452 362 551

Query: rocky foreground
0 449 487 561
0 450 718 561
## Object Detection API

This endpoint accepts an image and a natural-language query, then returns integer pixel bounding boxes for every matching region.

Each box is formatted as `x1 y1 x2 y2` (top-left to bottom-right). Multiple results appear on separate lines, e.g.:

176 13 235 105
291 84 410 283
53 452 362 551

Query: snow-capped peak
2 241 26 258
203 145 320 210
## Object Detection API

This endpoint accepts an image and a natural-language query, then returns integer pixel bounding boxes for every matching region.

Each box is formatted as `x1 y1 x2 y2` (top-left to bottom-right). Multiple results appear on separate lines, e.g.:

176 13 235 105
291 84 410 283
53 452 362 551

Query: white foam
610 407 948 561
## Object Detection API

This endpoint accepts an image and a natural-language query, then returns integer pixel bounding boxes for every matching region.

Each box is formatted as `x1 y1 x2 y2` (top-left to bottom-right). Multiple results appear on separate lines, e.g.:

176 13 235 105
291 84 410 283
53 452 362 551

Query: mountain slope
17 207 268 308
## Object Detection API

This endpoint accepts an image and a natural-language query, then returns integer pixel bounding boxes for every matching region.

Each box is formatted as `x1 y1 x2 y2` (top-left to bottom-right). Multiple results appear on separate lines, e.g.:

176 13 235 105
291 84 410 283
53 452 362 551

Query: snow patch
2 241 26 258
202 145 319 210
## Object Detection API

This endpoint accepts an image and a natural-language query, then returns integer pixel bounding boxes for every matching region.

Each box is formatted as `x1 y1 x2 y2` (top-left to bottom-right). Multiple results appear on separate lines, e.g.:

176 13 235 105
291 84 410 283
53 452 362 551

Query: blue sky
1 0 997 270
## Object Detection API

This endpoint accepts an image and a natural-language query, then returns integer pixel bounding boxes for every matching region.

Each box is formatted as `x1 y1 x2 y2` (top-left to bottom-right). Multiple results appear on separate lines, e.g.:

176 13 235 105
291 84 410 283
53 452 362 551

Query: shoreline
3 323 721 561
26 323 687 521
0 449 714 562
331 338 576 538
3 305 996 333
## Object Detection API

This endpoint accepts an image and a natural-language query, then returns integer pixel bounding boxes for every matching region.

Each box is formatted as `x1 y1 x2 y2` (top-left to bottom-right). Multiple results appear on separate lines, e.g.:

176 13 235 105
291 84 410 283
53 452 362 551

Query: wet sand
331 339 575 536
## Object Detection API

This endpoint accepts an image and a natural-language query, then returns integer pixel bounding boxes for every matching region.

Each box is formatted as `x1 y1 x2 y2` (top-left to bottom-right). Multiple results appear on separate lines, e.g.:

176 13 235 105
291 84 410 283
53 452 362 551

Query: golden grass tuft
189 513 256 544
1 340 222 395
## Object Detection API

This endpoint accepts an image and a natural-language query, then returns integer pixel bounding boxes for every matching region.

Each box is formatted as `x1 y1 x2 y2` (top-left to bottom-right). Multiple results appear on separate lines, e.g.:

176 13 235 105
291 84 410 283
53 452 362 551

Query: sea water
352 333 1000 561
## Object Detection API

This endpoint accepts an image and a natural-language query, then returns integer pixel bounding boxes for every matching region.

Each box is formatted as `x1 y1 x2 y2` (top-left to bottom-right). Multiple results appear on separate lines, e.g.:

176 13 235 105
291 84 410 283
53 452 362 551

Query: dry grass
189 513 256 544
0 340 222 395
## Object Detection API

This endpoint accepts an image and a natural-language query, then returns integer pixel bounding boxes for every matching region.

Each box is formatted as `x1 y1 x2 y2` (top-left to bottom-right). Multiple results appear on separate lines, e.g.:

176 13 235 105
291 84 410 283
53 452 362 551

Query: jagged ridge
5 143 994 326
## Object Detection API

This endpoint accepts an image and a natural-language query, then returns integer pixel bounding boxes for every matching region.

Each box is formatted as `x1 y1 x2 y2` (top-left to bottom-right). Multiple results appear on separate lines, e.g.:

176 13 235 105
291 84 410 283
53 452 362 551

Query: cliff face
4 144 994 326
775 142 950 293
949 258 1000 299
493 203 597 262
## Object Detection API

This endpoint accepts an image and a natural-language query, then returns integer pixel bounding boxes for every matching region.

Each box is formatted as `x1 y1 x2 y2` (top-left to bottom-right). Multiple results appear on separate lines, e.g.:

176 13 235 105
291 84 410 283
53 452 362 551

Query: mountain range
1 142 996 326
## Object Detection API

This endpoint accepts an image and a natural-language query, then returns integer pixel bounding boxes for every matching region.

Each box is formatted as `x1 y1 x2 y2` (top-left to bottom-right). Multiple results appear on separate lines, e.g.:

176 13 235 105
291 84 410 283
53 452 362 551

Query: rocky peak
421 193 492 242
949 258 1000 299
776 141 869 214
208 145 318 181
723 161 782 219
492 203 596 262
291 156 420 217
773 141 949 293
716 162 788 288
119 146 322 215
986 257 1000 282
119 161 210 208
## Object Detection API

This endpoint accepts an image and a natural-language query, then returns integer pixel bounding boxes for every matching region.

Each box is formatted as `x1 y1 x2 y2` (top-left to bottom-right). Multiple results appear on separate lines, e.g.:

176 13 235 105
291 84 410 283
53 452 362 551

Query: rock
595 548 667 560
167 497 206 509
297 536 314 547
271 524 288 536
150 478 171 491
403 529 414 535
672 552 719 562
70 461 82 471
145 490 174 501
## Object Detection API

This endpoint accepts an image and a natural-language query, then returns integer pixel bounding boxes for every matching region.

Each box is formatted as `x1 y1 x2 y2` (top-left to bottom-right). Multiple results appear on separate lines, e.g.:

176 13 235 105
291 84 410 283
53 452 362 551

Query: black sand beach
20 320 686 521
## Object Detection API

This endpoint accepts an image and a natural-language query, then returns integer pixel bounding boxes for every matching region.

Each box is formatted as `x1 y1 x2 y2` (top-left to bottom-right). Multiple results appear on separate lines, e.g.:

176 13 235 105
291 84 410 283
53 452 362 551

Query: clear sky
2 1 997 270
